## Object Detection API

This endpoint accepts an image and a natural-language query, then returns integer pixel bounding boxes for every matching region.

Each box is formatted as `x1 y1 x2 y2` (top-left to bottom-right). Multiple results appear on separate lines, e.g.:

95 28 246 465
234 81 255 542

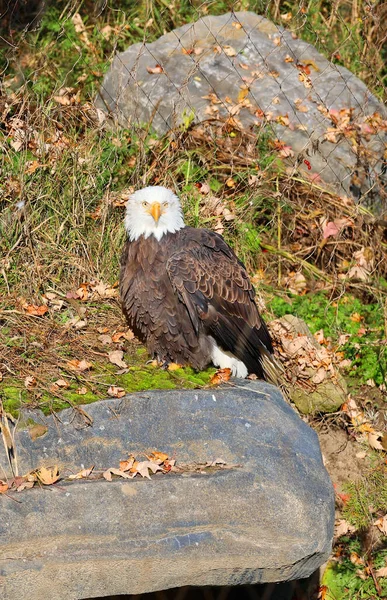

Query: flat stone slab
0 382 334 600
96 11 387 210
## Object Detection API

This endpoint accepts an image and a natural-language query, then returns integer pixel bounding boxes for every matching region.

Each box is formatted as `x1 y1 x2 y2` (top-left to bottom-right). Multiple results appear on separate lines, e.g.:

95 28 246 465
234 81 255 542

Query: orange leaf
25 304 48 316
350 313 363 322
167 362 182 371
210 368 232 385
120 457 135 472
147 451 169 463
0 480 9 494
146 64 164 74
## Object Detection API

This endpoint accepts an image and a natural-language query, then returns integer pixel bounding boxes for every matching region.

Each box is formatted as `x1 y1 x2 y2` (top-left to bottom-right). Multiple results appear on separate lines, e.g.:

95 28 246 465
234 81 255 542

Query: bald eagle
120 186 275 379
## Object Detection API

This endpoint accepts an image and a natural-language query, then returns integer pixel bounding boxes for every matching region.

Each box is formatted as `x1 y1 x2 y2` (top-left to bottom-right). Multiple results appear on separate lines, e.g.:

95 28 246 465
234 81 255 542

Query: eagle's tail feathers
260 349 284 384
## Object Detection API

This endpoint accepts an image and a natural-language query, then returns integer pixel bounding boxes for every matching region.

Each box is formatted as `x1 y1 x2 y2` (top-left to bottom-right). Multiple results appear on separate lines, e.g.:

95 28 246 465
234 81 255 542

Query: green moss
118 364 215 393
1 386 23 416
135 347 148 357
62 389 100 405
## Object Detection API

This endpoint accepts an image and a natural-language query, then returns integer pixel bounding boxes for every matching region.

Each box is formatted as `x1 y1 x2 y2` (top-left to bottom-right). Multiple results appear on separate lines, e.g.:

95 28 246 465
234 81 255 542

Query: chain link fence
0 4 386 599
1 0 387 282
0 0 386 285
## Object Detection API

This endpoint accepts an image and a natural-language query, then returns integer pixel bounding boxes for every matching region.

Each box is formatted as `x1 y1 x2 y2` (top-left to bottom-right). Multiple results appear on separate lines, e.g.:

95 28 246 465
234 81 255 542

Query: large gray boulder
0 382 334 600
96 11 387 211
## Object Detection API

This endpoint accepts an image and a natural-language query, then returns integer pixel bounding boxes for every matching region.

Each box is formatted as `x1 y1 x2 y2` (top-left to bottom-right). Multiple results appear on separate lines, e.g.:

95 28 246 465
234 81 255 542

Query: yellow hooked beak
150 201 161 223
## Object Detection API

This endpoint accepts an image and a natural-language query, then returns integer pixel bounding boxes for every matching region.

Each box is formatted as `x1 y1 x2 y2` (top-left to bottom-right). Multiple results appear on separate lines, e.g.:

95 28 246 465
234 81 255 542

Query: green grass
342 466 387 529
323 538 387 599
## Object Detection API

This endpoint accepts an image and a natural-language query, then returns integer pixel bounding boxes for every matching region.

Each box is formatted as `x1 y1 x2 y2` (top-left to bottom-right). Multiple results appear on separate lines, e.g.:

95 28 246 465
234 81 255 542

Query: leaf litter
0 451 239 494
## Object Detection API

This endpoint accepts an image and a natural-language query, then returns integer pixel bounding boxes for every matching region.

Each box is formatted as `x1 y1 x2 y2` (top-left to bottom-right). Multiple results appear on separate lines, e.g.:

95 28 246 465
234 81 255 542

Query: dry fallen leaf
119 457 135 472
147 451 169 463
375 566 387 578
335 519 356 537
285 271 306 294
0 480 9 494
66 316 88 330
103 467 133 481
298 72 312 88
368 431 384 451
54 378 69 388
374 515 387 535
107 385 126 398
24 304 48 316
76 386 88 395
314 330 325 344
91 281 118 299
112 329 134 342
24 376 37 389
53 87 80 106
312 367 326 384
108 350 128 369
210 368 232 385
67 359 92 372
350 552 364 566
25 160 45 175
223 45 237 57
36 466 60 485
68 466 94 480
167 363 182 371
322 221 340 239
146 64 164 74
29 423 48 441
134 460 163 479
238 87 249 102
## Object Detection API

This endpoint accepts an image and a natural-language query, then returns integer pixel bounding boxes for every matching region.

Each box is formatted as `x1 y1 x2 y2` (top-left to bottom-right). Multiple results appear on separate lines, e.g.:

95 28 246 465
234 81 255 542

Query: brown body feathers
120 226 273 379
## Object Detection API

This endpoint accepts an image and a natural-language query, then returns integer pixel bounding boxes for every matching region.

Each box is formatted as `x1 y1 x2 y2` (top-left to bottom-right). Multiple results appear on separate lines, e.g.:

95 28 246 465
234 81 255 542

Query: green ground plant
323 540 387 600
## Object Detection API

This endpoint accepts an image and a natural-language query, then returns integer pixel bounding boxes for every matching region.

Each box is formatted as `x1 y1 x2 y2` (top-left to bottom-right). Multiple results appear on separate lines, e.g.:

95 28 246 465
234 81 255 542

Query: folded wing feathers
167 229 276 379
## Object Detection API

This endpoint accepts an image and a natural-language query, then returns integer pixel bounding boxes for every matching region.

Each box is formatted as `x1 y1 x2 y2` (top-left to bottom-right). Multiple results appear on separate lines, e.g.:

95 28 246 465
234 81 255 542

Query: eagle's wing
166 229 273 376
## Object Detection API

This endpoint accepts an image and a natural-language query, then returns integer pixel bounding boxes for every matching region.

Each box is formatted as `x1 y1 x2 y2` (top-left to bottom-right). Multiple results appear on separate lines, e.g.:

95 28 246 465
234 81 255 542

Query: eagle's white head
124 186 185 242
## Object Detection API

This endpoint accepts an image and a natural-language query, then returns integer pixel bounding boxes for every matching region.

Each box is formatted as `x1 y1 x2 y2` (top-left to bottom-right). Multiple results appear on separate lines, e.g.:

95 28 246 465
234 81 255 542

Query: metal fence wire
0 4 386 599
1 0 386 210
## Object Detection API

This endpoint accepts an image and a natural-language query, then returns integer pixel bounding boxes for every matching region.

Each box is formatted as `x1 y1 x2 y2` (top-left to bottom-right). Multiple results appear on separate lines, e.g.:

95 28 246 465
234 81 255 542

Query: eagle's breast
119 229 208 366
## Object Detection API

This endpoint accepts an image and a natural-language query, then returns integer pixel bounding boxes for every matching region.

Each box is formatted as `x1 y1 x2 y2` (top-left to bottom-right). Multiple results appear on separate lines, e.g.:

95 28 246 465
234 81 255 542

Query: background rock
96 11 387 212
0 383 334 600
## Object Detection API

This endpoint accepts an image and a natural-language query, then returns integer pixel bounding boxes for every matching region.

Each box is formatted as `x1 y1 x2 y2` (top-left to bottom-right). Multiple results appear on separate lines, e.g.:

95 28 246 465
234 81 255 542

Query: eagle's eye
162 201 169 208
142 201 149 207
